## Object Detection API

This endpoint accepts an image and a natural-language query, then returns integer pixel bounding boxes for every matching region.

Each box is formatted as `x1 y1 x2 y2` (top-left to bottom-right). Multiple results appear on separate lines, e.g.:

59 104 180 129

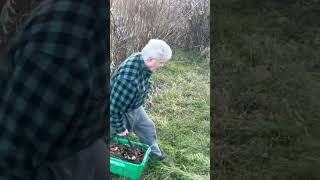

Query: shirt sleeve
110 78 137 133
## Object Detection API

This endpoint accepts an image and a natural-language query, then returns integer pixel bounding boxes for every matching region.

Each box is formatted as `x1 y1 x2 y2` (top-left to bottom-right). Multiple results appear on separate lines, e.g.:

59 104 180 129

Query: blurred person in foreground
110 39 172 161
0 0 109 179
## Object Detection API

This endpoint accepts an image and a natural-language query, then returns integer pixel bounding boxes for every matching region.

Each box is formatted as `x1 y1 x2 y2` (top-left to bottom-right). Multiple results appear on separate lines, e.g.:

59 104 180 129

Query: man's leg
35 158 73 180
73 138 108 180
127 106 163 157
36 138 108 180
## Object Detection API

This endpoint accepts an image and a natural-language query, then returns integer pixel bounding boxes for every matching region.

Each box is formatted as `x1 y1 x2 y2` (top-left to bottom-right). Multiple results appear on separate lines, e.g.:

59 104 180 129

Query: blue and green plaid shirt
0 0 108 179
110 53 152 133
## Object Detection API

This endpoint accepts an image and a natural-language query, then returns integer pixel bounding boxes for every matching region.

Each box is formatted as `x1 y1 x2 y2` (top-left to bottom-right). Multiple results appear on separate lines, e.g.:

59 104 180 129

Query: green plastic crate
110 137 151 180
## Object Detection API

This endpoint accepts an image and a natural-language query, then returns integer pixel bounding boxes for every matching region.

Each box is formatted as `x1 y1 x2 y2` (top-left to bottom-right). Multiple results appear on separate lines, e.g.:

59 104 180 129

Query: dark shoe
150 153 166 161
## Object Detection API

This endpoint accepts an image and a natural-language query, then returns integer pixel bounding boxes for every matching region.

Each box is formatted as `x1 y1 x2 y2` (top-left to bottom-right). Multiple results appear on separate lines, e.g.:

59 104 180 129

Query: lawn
212 0 320 179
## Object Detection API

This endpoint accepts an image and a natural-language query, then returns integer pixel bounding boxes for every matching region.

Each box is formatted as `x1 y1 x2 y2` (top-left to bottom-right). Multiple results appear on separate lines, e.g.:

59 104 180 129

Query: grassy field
111 49 210 180
212 0 320 179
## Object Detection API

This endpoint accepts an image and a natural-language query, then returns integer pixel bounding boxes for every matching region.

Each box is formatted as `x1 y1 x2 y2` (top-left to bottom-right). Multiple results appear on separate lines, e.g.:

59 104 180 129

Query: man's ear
144 58 152 67
144 58 155 66
145 58 153 62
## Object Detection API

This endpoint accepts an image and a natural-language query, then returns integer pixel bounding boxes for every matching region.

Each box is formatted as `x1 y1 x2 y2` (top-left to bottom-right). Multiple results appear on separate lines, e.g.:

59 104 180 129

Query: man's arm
110 78 137 134
0 51 90 178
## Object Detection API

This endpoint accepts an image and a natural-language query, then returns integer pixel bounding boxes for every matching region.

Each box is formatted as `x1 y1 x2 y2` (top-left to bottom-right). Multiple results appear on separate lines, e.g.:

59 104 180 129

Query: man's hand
116 129 129 136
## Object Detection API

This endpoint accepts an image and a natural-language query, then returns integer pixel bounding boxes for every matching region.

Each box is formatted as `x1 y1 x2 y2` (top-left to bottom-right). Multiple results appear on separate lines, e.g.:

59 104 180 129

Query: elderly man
110 39 172 160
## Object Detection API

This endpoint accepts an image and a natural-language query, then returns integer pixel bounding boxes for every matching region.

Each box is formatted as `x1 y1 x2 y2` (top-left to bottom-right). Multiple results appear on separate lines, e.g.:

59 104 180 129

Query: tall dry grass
111 0 209 68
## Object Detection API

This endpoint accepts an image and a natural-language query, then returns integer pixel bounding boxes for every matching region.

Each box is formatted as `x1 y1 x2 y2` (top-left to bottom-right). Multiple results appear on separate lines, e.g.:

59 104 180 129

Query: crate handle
124 135 138 158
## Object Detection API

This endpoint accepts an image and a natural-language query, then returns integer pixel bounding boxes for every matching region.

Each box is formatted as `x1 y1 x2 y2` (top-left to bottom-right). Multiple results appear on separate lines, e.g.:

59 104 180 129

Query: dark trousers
36 139 108 180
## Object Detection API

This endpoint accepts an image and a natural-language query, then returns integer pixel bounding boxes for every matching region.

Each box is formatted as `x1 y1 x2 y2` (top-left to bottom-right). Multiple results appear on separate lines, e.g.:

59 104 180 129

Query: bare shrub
111 0 209 68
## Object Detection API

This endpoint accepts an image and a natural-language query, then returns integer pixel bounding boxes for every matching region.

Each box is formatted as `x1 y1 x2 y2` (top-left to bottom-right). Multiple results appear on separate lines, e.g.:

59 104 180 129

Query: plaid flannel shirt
110 53 152 133
0 0 108 179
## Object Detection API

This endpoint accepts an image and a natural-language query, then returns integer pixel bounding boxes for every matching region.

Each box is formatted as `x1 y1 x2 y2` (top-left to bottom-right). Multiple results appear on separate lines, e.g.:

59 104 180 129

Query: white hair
141 39 172 62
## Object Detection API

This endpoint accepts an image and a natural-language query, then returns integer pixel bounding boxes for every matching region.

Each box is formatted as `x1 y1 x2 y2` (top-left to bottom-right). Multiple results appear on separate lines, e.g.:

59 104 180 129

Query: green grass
212 0 320 179
111 49 210 180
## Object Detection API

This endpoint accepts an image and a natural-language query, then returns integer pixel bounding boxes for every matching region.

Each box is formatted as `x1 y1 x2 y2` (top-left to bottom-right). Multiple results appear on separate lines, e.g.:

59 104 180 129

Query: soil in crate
110 140 146 164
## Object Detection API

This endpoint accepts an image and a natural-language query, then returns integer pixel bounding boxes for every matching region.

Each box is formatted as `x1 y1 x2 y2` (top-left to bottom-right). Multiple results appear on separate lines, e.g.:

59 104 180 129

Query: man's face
145 58 166 72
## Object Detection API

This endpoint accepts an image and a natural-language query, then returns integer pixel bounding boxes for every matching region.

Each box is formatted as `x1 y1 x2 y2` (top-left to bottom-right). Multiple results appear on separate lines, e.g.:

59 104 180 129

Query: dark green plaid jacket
0 0 108 179
110 53 152 133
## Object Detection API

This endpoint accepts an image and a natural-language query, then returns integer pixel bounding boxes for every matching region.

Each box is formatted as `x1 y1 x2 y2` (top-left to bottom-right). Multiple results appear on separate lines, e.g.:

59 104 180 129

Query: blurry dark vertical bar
106 0 111 179
96 0 111 178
